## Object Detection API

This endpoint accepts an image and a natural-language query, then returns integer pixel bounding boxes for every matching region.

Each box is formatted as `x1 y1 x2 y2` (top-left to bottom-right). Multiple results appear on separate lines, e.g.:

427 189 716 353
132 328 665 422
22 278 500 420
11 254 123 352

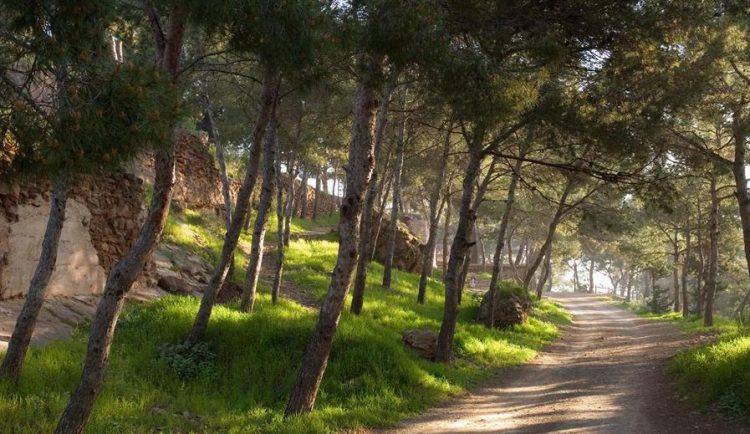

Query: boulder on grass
157 275 197 295
477 291 531 328
402 329 437 360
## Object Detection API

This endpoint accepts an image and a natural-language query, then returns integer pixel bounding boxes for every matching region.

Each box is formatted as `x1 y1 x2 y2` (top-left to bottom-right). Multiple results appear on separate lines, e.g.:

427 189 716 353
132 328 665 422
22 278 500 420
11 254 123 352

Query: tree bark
187 70 279 344
523 178 573 289
371 168 393 260
731 119 750 318
704 173 719 327
297 167 309 218
0 176 69 382
55 7 184 431
271 147 288 303
588 258 595 294
682 216 691 316
572 261 580 292
351 83 393 314
417 121 452 304
285 58 381 415
535 244 552 298
312 170 321 220
283 160 298 247
434 133 484 362
486 155 523 326
672 233 681 312
442 189 452 278
382 93 407 289
240 119 278 312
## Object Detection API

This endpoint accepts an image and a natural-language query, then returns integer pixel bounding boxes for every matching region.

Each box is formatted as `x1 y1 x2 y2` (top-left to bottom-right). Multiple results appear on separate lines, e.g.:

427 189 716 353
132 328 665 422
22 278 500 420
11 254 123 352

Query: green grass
0 208 569 433
612 297 750 420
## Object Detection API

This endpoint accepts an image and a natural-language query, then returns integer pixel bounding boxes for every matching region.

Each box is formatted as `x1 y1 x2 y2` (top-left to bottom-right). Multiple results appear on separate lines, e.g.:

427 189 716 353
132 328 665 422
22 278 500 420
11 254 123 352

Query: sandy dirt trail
387 293 747 434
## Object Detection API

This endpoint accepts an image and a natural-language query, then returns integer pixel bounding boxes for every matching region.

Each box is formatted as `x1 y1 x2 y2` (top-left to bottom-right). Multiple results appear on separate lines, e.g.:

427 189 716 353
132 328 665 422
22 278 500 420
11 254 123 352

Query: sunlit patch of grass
0 208 568 433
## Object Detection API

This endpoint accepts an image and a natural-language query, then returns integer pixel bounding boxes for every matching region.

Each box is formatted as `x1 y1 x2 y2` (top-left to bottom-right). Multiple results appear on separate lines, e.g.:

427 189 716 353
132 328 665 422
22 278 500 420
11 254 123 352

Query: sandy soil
386 293 747 434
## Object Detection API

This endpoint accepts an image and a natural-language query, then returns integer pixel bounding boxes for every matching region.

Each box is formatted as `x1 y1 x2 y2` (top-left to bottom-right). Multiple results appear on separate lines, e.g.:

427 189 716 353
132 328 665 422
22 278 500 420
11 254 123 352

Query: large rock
371 211 425 274
157 275 197 295
477 291 531 328
402 329 437 360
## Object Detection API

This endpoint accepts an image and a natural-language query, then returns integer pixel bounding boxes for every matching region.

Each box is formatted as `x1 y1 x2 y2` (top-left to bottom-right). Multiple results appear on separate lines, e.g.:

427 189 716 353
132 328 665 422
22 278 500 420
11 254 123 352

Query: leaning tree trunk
240 119 278 312
486 155 522 326
417 122 452 304
704 173 720 327
0 176 69 382
382 96 407 289
187 70 279 345
682 216 691 316
672 234 681 313
351 83 393 314
202 94 237 287
56 147 177 434
55 9 185 432
285 59 381 415
434 137 484 362
523 179 573 289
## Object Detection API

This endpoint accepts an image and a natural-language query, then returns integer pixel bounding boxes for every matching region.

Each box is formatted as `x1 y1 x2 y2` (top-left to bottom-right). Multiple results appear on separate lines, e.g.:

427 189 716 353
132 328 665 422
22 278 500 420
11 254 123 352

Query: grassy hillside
0 208 570 433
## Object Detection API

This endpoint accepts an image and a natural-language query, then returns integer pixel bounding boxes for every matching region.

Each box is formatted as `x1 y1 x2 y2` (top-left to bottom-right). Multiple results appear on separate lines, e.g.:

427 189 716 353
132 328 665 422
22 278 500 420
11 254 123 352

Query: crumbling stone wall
0 173 148 299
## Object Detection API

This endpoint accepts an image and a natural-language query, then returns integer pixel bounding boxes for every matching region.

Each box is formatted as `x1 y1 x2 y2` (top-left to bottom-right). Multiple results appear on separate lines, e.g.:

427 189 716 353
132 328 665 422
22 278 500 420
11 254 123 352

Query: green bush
497 280 533 303
157 341 217 381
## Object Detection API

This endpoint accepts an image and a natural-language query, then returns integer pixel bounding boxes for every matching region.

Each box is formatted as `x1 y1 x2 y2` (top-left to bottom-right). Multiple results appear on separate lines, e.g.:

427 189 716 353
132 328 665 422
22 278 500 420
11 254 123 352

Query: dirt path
387 293 747 434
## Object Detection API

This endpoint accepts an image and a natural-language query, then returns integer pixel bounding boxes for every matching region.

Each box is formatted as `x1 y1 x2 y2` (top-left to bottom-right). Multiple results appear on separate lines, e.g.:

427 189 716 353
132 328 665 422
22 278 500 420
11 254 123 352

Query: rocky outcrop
477 291 532 328
371 211 425 274
402 328 437 360
0 173 148 299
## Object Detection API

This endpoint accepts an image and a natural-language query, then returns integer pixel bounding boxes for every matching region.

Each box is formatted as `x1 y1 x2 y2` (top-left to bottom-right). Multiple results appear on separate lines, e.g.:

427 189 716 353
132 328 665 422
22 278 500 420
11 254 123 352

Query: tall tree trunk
371 170 393 260
297 167 309 218
240 119 278 312
704 173 719 327
523 179 573 289
486 155 523 326
56 148 176 434
434 134 484 362
572 261 580 292
285 58 381 415
283 161 298 247
271 148 287 304
682 216 691 316
588 258 595 294
626 271 633 302
0 176 69 382
731 120 750 318
535 245 552 298
382 91 407 289
312 170 321 220
187 70 279 345
417 122 452 304
673 234 681 312
351 83 393 314
202 94 237 288
442 189 452 278
55 8 185 431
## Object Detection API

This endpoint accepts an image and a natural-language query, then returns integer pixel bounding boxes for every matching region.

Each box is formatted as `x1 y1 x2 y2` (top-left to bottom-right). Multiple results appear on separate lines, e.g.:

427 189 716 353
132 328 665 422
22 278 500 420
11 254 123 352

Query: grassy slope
0 208 569 433
612 299 750 419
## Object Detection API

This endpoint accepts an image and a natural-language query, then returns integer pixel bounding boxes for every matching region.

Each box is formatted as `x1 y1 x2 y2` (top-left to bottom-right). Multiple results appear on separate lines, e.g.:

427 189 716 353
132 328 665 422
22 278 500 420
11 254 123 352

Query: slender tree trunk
535 245 552 298
298 168 309 218
312 170 321 220
572 261 580 292
682 217 691 316
704 173 719 327
240 119 278 312
271 147 286 303
187 70 279 345
523 179 573 288
55 9 185 431
283 161 298 247
626 271 633 301
731 122 750 318
285 58 381 415
351 83 393 314
0 176 69 382
417 122 452 304
442 189 452 278
673 235 681 312
382 91 407 289
486 155 522 326
588 258 595 294
370 169 393 260
434 135 484 362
